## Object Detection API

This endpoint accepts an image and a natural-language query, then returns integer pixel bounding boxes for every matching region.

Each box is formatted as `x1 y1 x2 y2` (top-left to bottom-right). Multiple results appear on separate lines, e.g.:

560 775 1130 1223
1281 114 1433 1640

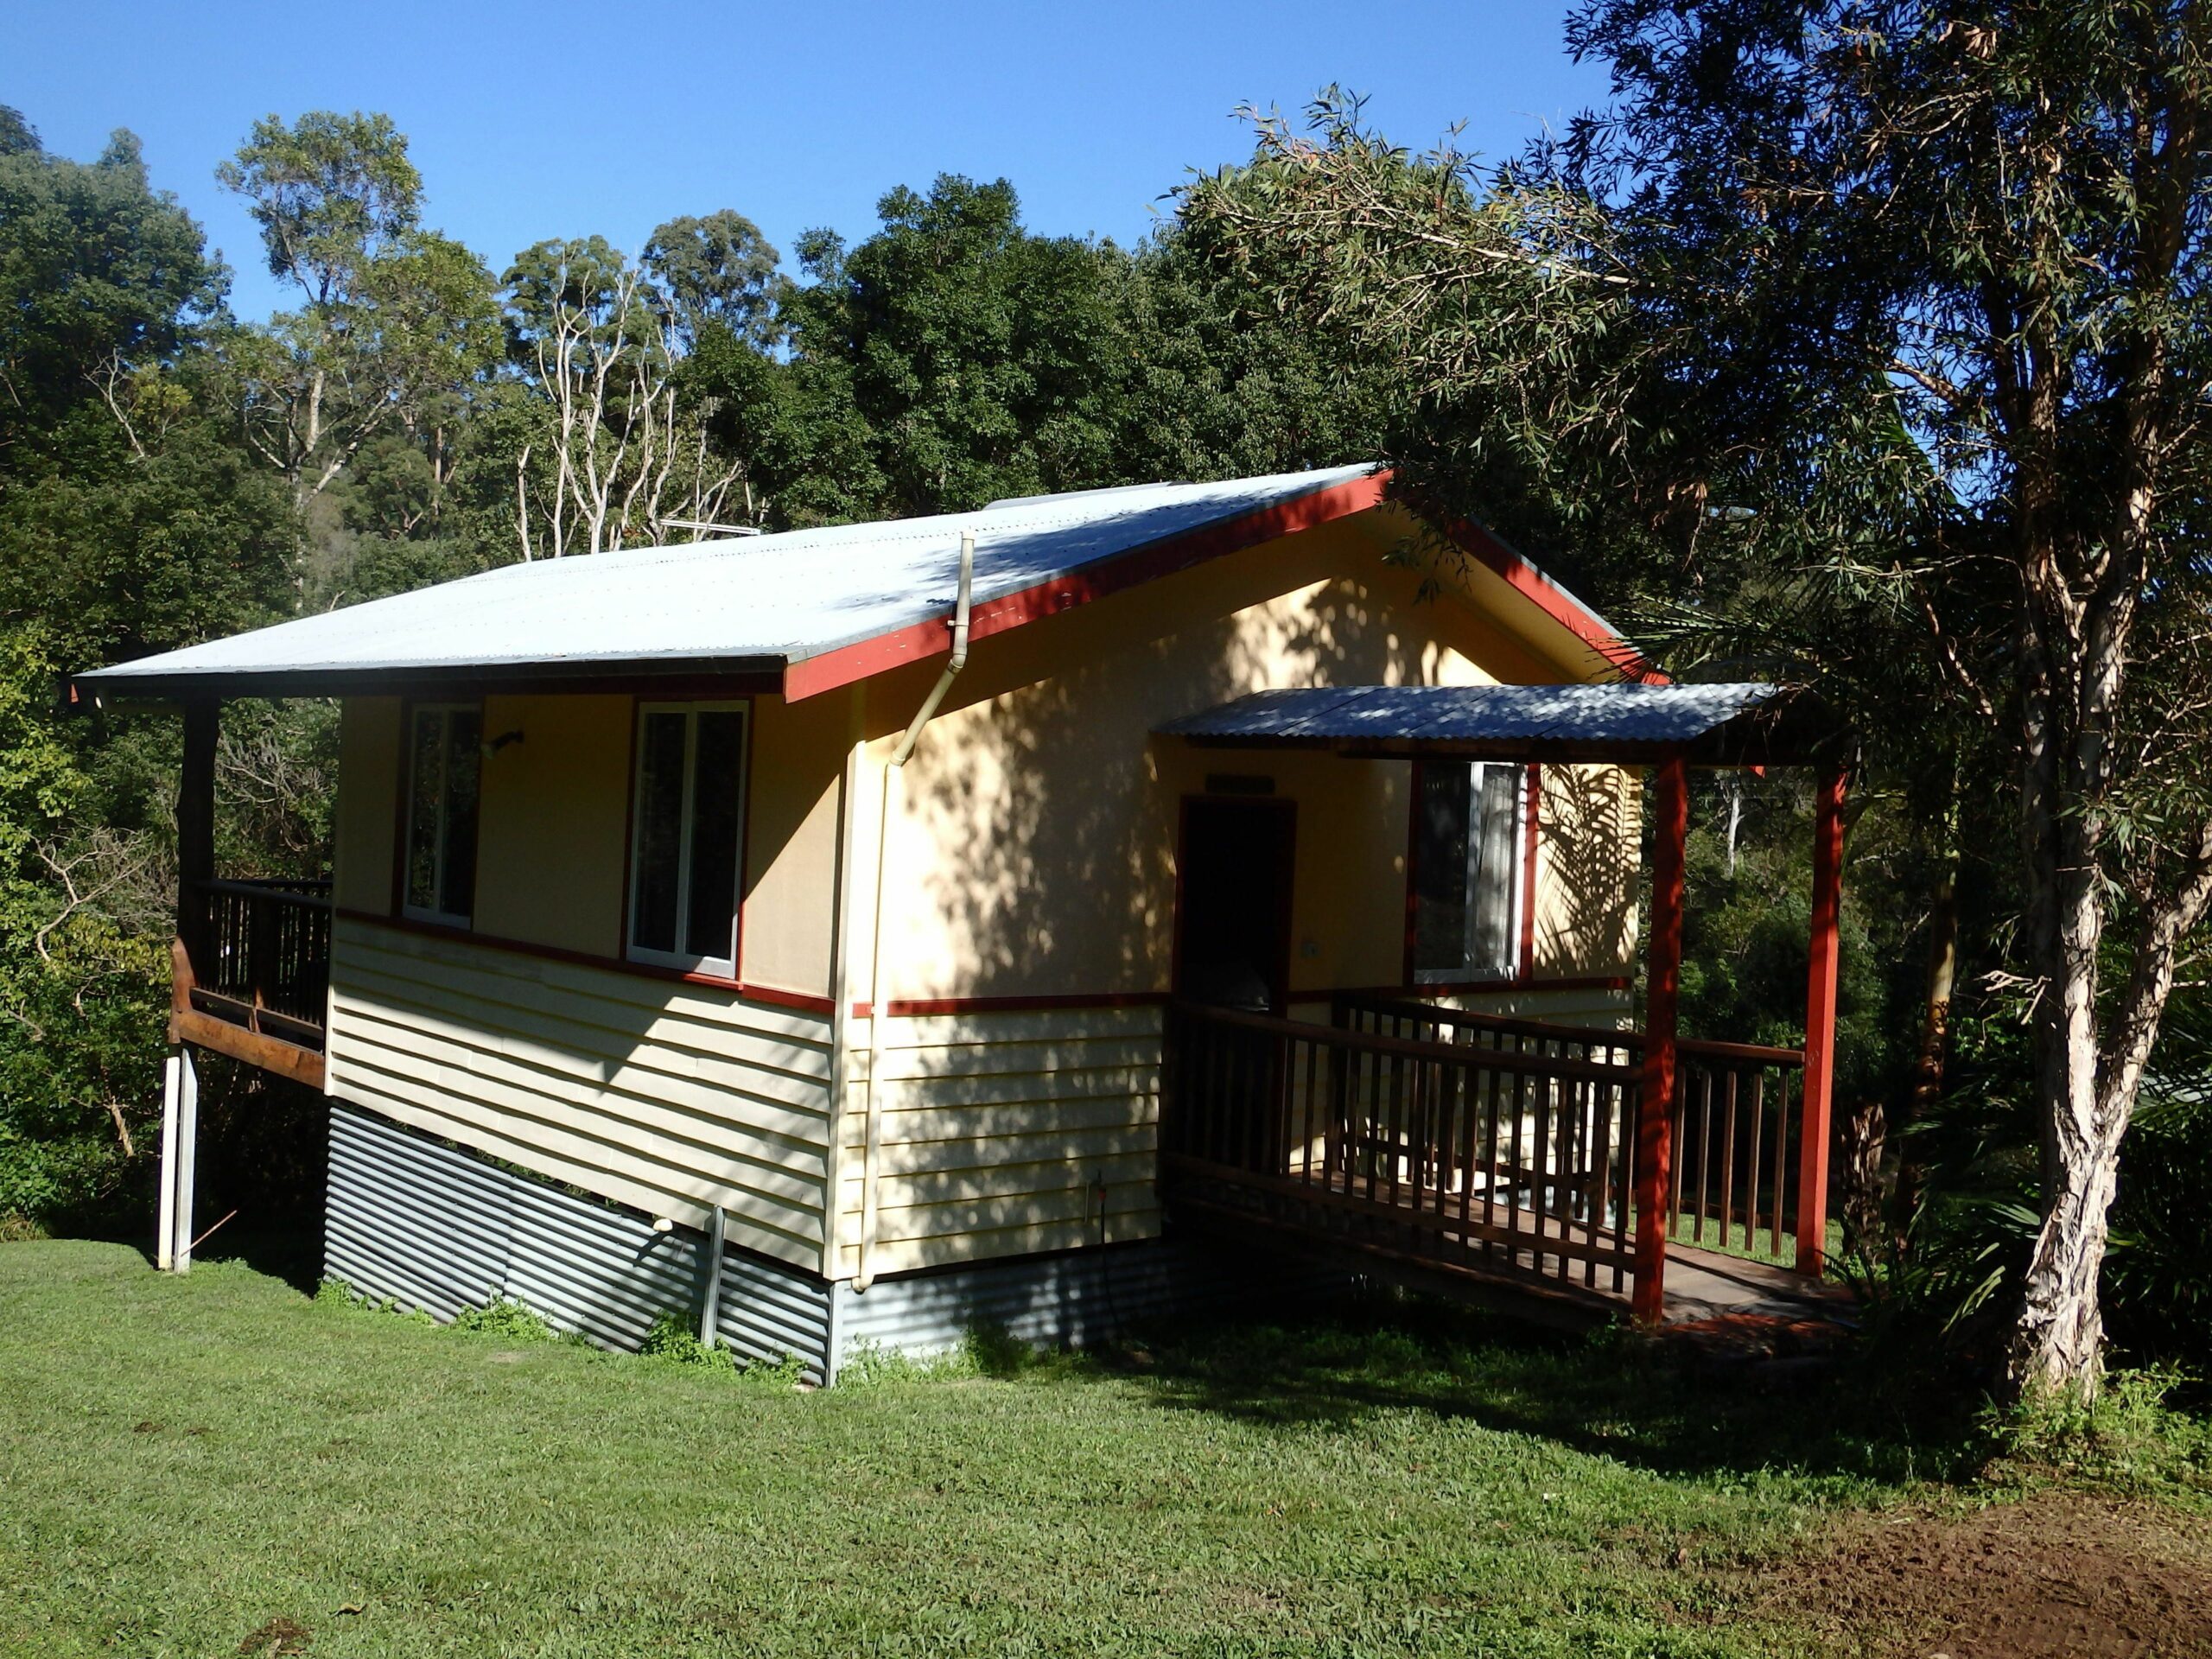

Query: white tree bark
512 257 748 559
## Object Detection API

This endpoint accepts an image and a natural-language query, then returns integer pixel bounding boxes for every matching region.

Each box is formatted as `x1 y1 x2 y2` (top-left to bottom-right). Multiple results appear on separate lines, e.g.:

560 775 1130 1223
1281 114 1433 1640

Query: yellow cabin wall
473 695 631 955
332 697 402 916
862 512 1632 1004
332 690 843 991
323 505 1644 1288
325 691 848 1271
741 688 847 1001
325 918 833 1265
1535 763 1640 980
831 512 1643 1281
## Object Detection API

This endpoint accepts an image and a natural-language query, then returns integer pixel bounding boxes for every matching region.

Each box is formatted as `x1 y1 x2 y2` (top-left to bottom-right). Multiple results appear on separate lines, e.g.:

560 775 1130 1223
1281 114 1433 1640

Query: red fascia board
1442 518 1668 686
781 470 1394 702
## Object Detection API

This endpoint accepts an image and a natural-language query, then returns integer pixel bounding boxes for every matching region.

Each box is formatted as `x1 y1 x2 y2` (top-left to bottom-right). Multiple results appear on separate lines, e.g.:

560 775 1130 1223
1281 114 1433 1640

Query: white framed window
1412 760 1526 982
403 702 481 926
626 702 748 978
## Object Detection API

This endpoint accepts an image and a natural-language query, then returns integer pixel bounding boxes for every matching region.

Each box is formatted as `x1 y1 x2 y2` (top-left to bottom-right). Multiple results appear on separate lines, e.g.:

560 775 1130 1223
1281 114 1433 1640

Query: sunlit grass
0 1236 2087 1659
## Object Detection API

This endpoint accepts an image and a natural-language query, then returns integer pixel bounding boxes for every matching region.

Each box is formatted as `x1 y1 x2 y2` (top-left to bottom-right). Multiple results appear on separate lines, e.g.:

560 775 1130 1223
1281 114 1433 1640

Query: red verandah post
1631 751 1688 1327
1796 763 1848 1275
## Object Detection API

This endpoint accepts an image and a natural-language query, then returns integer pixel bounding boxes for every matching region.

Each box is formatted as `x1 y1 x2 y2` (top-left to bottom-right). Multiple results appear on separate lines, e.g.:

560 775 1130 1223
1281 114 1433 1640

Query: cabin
77 466 1851 1381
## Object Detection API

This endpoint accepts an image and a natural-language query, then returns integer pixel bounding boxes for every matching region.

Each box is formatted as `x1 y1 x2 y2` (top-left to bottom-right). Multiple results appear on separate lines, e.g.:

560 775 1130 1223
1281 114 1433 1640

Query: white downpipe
856 531 974 1293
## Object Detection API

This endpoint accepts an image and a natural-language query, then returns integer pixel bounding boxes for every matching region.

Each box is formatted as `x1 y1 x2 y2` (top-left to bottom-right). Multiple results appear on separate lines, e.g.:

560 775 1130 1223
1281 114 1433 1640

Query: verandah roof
1156 683 1829 766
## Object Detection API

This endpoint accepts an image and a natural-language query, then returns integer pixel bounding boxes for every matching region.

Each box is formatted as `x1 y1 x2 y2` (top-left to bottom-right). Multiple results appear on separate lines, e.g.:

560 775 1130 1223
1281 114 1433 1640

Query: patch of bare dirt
1743 1490 2212 1657
236 1616 311 1656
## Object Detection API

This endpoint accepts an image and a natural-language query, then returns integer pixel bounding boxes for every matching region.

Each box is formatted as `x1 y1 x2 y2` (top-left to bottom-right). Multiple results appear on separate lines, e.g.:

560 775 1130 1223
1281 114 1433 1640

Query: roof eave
67 654 789 707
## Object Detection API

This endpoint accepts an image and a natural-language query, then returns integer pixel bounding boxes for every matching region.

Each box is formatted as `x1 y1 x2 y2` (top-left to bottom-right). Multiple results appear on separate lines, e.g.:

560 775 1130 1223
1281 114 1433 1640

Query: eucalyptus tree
503 229 763 556
643 209 789 351
1180 0 2212 1402
219 112 500 517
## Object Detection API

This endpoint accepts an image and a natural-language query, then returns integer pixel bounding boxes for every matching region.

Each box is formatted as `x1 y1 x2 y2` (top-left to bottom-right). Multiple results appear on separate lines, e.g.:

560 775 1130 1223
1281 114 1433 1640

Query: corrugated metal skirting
327 1103 828 1375
327 1103 1338 1386
831 1241 1322 1370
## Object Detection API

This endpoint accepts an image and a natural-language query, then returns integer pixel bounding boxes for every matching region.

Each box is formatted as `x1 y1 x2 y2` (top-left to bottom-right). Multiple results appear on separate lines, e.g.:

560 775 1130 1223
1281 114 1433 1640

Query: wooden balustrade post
1631 752 1688 1327
247 889 274 1027
1796 763 1848 1275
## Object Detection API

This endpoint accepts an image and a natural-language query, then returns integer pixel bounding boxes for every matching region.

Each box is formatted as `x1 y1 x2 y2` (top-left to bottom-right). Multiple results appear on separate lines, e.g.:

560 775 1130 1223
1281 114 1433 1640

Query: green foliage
0 117 298 1235
217 111 422 303
639 1308 730 1369
2104 988 2212 1379
0 117 224 444
1990 1366 2212 1494
0 632 168 1226
691 175 1387 531
450 1294 558 1343
643 209 789 349
219 108 501 556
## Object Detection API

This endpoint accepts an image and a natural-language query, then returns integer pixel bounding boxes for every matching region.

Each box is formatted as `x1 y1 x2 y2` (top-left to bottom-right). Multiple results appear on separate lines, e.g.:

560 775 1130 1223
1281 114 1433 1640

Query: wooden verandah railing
1159 995 1818 1324
169 875 333 1087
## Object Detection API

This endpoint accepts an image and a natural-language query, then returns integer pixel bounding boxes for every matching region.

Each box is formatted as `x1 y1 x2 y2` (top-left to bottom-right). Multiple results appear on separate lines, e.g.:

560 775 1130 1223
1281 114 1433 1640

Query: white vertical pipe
156 1053 180 1272
819 715 867 1285
699 1204 727 1347
855 530 974 1294
172 1048 199 1273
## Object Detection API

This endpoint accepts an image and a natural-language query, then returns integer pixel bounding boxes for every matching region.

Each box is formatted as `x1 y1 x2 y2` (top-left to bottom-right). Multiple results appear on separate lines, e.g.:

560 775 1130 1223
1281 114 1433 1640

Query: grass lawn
0 1238 2200 1658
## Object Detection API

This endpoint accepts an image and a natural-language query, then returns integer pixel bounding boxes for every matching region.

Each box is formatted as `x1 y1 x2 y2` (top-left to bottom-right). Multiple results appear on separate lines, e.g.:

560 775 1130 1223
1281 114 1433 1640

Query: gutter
855 531 974 1294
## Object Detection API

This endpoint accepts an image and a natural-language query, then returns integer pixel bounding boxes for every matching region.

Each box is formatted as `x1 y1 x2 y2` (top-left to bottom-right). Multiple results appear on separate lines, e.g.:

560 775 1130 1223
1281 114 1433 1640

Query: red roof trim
1441 518 1668 685
781 470 1393 702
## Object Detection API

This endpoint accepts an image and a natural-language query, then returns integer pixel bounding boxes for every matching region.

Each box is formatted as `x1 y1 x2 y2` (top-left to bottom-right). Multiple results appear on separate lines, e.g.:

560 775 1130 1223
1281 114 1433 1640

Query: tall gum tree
1180 3 2212 1401
219 112 499 526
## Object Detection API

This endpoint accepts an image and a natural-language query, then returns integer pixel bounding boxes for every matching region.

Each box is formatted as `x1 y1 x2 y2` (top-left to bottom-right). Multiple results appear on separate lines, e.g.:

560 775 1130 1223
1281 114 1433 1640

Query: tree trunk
1839 1097 1887 1260
2008 555 2119 1399
2010 1103 2120 1403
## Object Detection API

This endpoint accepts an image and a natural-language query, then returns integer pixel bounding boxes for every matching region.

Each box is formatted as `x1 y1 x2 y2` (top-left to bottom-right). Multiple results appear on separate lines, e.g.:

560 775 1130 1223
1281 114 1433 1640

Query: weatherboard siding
832 984 1627 1281
835 1005 1166 1279
325 916 833 1268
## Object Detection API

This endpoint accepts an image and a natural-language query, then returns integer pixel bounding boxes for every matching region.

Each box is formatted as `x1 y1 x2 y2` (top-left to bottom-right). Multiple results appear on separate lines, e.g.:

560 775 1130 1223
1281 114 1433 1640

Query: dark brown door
1174 798 1296 1014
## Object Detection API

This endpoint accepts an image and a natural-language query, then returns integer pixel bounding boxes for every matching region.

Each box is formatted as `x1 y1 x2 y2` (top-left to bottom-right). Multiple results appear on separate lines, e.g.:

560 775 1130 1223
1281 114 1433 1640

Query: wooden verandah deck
1160 997 1853 1330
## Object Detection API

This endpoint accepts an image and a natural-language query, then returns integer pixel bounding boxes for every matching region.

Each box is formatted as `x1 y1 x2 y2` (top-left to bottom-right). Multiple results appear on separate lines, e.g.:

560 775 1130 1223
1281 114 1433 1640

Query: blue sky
11 1 1606 322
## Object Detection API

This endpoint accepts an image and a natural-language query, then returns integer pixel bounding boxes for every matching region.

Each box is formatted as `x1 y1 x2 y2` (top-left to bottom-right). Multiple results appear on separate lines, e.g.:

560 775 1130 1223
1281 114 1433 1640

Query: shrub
2105 1090 2212 1382
639 1309 732 1370
451 1295 556 1342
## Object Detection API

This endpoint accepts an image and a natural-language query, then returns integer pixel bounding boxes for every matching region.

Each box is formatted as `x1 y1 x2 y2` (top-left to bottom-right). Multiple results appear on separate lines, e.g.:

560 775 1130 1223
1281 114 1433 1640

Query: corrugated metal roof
1158 683 1783 752
79 465 1377 694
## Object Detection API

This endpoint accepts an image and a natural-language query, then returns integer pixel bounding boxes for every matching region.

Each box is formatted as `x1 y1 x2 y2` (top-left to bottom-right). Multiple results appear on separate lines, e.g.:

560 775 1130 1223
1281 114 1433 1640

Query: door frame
1171 792 1299 1014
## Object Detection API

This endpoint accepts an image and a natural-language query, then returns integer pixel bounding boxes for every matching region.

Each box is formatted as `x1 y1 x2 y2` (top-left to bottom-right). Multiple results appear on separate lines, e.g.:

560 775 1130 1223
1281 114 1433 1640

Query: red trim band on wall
1321 975 1633 1002
851 989 1173 1020
334 908 836 1015
782 471 1393 702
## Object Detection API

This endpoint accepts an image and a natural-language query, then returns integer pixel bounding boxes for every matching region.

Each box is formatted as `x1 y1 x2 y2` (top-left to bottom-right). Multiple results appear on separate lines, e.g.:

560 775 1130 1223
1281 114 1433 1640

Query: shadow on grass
124 1224 325 1298
1075 1287 1991 1491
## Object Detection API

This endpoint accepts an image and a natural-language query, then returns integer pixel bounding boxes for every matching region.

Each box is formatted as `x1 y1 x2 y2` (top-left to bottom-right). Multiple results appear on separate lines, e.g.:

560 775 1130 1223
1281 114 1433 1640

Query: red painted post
1796 764 1847 1275
1631 752 1688 1327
